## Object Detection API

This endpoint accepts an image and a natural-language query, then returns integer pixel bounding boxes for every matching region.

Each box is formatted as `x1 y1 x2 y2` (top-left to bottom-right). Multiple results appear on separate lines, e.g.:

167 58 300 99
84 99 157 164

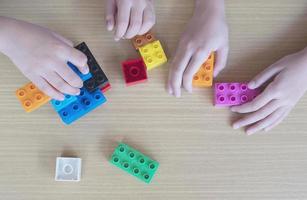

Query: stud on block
55 157 81 182
57 88 106 125
122 58 148 86
50 94 78 112
131 31 156 50
110 143 159 184
193 53 214 87
214 83 260 107
15 82 50 112
139 40 167 70
75 42 110 92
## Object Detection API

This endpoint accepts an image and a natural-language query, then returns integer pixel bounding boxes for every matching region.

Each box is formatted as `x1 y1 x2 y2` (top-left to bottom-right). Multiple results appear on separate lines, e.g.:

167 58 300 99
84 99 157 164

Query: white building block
55 157 82 182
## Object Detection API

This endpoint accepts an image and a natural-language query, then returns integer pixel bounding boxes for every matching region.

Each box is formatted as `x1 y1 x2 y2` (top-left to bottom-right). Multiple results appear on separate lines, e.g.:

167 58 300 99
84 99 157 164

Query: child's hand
231 48 307 135
0 17 88 100
167 0 229 97
105 0 155 41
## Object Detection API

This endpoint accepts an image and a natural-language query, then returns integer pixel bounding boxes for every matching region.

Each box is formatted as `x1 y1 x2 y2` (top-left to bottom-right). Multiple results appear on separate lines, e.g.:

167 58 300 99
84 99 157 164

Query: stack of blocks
122 31 168 86
15 42 110 125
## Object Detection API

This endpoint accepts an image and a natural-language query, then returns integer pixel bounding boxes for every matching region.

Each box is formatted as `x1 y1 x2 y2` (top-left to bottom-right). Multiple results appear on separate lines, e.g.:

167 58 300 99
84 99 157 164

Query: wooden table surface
1 0 307 199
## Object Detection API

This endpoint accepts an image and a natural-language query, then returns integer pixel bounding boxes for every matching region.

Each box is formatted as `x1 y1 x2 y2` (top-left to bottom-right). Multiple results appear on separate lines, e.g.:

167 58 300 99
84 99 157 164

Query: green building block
109 143 159 184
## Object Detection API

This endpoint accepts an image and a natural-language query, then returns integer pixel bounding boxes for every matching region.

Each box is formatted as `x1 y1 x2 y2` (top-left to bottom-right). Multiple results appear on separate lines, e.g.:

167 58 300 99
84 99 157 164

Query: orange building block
192 53 215 87
131 31 156 50
15 82 50 112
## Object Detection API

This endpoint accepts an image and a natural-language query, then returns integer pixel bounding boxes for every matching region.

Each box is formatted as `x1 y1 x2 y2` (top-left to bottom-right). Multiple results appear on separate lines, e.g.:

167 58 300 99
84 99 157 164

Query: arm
0 16 89 100
167 0 229 97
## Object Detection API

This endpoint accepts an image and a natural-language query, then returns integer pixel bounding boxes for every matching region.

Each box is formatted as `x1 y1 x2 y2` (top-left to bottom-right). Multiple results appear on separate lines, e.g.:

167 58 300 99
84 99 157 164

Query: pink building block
214 83 260 107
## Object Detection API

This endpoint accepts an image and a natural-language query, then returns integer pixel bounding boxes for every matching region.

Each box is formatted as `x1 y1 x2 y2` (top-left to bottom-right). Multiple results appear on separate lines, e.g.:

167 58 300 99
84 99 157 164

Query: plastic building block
57 87 106 125
67 62 92 81
131 31 156 50
214 83 260 107
139 40 167 70
75 42 110 92
50 94 77 112
110 143 159 184
55 157 82 182
101 82 111 93
15 82 50 112
122 58 148 86
193 53 214 87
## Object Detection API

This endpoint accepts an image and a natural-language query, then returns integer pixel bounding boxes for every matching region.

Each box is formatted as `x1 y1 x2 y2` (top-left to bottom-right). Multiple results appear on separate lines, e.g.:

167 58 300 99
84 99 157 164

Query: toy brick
55 157 82 182
50 94 77 112
75 42 110 92
139 40 167 70
131 31 156 50
15 82 50 112
110 143 159 184
57 87 106 125
214 83 260 107
193 53 214 87
67 62 92 81
122 58 148 86
101 82 111 93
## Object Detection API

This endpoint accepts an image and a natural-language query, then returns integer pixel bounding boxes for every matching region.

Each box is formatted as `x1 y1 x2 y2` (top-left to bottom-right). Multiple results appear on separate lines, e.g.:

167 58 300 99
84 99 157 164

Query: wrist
194 0 226 18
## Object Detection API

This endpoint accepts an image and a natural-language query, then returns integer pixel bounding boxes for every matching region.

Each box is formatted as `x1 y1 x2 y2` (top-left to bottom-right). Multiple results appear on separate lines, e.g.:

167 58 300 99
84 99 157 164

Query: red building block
122 59 148 86
100 83 111 93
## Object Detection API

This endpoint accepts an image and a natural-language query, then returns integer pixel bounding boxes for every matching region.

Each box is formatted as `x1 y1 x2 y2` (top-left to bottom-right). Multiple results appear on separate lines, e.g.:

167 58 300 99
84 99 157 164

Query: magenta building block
214 83 260 107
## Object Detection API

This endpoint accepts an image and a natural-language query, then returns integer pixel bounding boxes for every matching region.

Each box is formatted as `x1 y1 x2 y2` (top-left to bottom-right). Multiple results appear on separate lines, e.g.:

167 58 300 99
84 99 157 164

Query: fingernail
246 130 254 135
82 66 89 74
75 89 80 95
230 107 236 112
233 124 239 129
114 37 120 41
248 81 256 89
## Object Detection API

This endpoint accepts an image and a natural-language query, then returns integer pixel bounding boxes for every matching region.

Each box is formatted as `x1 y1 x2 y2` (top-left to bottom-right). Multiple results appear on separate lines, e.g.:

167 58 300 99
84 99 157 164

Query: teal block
110 143 159 184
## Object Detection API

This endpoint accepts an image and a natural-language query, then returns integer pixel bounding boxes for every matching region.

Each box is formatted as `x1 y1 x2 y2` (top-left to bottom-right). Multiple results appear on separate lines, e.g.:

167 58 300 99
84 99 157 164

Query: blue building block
50 94 78 112
57 88 106 125
67 62 92 81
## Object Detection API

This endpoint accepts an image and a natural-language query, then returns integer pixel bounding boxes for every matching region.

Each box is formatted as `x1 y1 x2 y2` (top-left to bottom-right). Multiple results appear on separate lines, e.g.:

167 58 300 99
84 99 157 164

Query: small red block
101 83 111 93
122 58 148 86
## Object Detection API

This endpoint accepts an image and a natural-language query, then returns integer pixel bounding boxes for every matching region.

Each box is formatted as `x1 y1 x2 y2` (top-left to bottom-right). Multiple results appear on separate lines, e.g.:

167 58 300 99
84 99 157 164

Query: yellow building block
139 40 167 70
192 53 215 87
16 82 50 112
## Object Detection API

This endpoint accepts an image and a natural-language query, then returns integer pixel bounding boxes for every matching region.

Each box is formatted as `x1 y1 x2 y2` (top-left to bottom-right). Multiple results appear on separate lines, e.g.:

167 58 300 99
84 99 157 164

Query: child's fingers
124 6 144 39
138 7 155 35
51 32 74 47
213 46 229 77
264 107 291 132
232 100 280 129
115 3 131 40
65 48 88 74
245 107 285 135
55 63 83 88
182 49 211 93
168 45 193 97
43 71 80 96
32 76 64 100
106 0 116 31
248 62 284 89
231 88 274 113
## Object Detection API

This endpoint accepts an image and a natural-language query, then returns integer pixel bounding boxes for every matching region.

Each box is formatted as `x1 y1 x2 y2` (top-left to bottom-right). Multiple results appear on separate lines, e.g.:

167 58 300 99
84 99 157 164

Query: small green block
109 143 159 183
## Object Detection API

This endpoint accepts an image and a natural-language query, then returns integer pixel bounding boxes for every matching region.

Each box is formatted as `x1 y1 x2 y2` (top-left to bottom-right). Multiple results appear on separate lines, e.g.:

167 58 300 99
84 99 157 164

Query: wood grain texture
1 0 307 199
